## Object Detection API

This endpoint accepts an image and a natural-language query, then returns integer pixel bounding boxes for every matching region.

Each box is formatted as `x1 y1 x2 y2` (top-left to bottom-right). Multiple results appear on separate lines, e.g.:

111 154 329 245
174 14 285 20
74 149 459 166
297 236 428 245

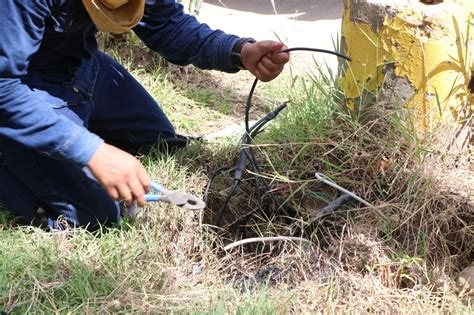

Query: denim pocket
32 85 85 109
31 85 92 127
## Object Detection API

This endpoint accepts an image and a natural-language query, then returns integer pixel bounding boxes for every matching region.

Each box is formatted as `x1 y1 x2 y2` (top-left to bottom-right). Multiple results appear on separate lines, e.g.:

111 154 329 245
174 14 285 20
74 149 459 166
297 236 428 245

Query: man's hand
87 143 151 207
241 41 290 82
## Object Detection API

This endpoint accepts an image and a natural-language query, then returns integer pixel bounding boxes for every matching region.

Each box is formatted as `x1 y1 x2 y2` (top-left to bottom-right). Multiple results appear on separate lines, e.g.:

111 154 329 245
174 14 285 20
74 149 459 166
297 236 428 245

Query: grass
1 34 473 313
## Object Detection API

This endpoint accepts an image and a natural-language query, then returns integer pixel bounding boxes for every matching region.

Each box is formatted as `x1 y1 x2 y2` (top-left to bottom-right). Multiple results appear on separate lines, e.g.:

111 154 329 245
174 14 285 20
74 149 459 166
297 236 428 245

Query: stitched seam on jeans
46 101 80 109
89 54 100 108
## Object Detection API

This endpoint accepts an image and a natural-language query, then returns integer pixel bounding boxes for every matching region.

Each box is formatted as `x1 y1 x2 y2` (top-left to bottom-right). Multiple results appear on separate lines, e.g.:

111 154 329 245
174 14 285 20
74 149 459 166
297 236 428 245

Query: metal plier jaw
145 181 206 210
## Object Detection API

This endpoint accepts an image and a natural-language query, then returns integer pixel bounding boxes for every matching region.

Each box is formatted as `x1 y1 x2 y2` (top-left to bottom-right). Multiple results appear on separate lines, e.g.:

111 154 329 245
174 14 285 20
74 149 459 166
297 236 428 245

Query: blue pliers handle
144 181 164 202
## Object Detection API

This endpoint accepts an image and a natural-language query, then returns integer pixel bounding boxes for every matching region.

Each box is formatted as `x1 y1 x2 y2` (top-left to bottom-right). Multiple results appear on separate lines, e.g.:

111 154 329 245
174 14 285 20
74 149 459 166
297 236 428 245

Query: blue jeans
0 52 176 230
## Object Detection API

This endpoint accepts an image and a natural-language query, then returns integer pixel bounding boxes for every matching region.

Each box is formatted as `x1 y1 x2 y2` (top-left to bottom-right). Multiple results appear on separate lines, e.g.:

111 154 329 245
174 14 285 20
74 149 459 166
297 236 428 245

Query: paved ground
198 0 344 72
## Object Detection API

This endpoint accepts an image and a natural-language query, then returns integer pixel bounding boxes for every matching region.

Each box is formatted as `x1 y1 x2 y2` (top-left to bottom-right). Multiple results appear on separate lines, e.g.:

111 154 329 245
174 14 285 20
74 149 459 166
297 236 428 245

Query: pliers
145 181 206 210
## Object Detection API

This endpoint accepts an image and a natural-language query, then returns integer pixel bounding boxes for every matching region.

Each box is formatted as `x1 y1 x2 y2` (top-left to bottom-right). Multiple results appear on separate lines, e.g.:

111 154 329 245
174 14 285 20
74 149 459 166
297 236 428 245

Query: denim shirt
0 0 240 166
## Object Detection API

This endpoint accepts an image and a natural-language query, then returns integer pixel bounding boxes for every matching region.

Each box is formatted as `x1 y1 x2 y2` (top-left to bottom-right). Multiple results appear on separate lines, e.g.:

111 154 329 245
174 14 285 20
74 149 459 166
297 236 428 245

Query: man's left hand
241 41 290 82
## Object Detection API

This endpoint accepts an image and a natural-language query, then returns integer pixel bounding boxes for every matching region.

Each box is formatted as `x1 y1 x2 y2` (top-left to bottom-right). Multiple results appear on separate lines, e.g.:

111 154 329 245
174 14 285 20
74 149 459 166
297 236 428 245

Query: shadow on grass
0 229 115 313
99 32 267 121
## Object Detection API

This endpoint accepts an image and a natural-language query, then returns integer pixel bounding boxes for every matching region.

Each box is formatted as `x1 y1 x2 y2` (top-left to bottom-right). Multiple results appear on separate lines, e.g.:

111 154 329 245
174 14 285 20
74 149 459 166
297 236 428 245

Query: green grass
1 35 472 313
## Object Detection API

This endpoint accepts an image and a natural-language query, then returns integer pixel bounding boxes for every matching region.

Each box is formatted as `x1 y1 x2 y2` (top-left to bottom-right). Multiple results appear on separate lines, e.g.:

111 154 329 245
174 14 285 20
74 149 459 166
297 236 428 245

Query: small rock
457 265 474 296
110 300 121 310
192 264 203 276
121 202 138 219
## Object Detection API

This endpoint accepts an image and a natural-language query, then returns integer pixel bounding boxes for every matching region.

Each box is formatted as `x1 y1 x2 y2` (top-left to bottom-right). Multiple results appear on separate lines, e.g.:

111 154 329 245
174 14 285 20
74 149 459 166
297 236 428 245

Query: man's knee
87 203 122 230
0 166 39 222
53 196 121 231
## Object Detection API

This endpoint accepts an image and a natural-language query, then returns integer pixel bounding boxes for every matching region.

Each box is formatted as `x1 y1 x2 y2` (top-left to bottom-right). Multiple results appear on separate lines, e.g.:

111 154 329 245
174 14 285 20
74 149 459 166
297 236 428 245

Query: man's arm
0 0 103 166
0 0 151 205
133 0 240 72
133 0 289 80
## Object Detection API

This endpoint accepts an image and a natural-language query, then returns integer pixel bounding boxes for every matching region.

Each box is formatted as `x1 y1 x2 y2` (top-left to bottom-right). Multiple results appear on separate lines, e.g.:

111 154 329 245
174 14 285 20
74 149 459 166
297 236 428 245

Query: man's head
82 0 145 33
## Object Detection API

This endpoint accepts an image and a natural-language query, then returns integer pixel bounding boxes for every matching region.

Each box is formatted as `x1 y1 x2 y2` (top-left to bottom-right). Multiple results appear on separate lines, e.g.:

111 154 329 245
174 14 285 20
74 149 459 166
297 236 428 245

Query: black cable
203 166 233 203
282 47 352 60
216 180 239 225
245 145 284 213
245 48 351 132
242 103 289 204
210 47 351 228
245 78 259 133
243 148 263 209
216 103 289 225
310 193 354 223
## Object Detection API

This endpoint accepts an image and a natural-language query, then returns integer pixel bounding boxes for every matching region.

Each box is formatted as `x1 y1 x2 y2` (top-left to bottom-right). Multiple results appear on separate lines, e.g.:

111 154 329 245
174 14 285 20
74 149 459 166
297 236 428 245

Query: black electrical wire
203 166 233 203
243 103 290 215
211 47 352 227
245 48 352 135
215 103 289 225
216 180 239 225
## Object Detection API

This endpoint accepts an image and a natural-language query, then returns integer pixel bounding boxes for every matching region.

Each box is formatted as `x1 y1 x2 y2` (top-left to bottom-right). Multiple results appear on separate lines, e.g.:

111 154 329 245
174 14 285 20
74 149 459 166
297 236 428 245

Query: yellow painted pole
339 0 473 134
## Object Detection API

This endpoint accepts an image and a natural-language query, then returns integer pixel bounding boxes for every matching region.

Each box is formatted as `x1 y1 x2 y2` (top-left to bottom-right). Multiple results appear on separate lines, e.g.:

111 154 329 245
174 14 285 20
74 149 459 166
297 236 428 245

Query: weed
1 32 472 313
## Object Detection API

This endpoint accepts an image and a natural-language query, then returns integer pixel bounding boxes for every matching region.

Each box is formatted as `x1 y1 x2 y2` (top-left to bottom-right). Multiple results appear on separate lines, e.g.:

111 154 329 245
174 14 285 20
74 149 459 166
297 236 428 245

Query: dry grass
0 34 472 314
197 65 473 313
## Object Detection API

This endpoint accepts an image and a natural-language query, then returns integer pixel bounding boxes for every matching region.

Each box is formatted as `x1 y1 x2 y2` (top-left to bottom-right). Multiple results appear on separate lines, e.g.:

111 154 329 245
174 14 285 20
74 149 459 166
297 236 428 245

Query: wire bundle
205 48 352 228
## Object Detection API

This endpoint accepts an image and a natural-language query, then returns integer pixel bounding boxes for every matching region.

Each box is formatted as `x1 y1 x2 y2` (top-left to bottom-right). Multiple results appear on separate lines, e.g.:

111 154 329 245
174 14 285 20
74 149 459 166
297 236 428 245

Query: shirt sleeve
133 0 241 73
0 0 103 166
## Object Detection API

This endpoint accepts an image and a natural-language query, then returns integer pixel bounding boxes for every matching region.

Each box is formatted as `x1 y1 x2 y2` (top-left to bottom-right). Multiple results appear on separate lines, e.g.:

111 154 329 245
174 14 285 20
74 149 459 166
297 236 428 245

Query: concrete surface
197 0 345 72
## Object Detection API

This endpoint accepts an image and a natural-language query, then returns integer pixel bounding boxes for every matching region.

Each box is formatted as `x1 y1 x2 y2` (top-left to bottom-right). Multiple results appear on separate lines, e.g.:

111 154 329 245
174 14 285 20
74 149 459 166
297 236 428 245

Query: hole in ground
202 177 352 252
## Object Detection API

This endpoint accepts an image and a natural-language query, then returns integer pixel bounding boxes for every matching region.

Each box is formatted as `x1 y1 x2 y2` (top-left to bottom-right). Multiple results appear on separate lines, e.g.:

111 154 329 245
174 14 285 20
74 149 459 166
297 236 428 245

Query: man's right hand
87 143 151 207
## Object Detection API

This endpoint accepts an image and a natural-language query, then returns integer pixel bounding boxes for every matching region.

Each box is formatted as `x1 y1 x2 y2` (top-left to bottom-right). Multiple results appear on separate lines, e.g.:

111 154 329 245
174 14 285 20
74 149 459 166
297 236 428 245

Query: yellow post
339 0 473 138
